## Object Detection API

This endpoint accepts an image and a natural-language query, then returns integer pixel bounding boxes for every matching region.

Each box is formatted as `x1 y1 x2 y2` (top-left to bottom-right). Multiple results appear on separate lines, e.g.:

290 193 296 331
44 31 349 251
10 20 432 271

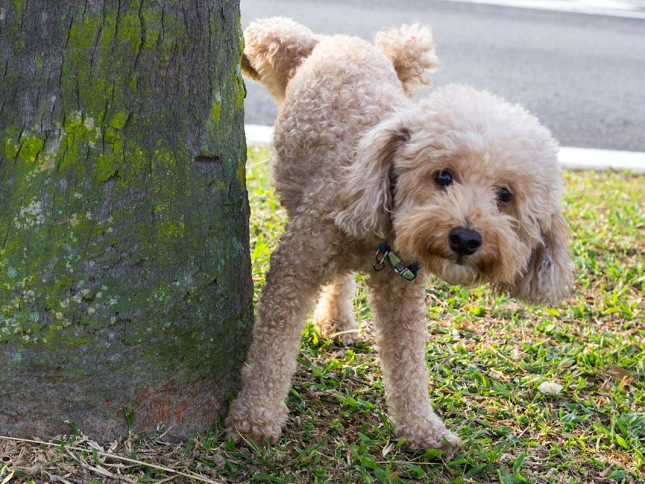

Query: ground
1 146 643 484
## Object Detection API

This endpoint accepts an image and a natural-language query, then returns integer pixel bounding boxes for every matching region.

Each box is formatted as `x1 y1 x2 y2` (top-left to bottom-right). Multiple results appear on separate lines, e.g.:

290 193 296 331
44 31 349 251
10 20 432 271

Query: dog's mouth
422 252 481 286
425 245 516 287
426 244 508 285
426 248 471 266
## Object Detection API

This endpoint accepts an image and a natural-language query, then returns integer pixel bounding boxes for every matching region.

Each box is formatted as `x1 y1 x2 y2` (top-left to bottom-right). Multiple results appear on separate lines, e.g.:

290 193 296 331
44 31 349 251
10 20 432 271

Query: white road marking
245 124 645 172
444 0 645 20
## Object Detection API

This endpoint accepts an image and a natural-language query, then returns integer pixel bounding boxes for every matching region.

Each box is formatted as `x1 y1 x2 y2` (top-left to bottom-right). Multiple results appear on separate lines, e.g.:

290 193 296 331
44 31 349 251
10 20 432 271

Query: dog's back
243 17 439 103
243 18 440 213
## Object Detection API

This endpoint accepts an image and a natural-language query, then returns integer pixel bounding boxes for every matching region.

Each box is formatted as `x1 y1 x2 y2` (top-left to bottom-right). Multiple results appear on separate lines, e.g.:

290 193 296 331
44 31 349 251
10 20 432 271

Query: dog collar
373 242 420 281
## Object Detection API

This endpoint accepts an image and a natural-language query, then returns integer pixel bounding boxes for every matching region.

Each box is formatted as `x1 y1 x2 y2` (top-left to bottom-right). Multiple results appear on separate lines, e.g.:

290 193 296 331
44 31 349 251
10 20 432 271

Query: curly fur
374 24 440 96
228 18 574 454
242 17 319 103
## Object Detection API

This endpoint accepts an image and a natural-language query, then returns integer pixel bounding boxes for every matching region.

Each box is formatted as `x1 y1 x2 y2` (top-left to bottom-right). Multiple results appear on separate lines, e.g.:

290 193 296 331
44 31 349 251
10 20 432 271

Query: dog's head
336 85 573 304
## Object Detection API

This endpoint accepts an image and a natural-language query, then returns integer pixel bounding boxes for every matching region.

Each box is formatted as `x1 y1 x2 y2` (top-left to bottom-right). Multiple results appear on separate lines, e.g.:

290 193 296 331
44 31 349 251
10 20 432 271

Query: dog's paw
397 425 462 458
316 317 361 345
326 325 362 345
224 398 286 446
336 329 362 345
417 429 461 459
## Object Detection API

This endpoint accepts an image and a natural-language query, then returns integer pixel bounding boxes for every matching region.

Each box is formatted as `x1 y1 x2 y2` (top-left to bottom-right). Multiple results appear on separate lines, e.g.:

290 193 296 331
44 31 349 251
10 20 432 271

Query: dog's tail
374 24 440 96
242 17 319 103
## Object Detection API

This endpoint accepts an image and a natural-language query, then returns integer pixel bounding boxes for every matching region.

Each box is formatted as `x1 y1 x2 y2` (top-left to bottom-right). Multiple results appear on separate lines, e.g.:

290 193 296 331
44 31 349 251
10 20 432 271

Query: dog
226 17 573 454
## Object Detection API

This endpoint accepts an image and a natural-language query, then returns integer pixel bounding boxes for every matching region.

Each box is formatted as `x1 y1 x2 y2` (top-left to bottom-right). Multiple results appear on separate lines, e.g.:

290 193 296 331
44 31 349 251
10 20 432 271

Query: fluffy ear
335 116 410 240
505 210 574 305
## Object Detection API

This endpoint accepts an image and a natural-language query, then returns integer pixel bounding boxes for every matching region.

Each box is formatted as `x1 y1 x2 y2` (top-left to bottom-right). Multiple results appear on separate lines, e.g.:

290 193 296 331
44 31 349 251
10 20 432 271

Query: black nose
448 227 482 256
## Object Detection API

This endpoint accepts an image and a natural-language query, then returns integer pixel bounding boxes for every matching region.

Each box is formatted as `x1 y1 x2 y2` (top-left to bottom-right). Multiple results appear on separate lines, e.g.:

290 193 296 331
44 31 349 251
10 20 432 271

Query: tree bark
0 0 252 441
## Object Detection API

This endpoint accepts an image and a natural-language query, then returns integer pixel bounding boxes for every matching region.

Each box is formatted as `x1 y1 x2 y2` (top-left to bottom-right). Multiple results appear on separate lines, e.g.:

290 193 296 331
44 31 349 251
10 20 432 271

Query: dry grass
1 146 643 483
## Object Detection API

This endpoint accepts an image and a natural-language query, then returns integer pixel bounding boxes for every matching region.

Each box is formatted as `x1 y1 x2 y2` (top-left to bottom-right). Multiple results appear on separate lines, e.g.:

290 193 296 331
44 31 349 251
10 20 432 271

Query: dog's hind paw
317 318 362 345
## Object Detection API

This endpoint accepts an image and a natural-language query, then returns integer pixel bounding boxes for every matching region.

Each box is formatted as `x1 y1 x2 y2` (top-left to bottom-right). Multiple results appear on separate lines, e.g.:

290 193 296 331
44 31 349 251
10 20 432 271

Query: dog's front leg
225 224 329 445
366 270 461 455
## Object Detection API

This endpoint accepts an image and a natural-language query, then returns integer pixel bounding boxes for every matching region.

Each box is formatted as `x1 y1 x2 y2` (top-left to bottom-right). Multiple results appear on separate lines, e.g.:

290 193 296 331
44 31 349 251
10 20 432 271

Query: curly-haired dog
227 17 573 453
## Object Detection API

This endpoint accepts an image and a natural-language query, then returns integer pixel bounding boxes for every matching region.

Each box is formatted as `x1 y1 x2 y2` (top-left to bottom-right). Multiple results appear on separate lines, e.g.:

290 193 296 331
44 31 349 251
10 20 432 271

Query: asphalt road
240 0 645 152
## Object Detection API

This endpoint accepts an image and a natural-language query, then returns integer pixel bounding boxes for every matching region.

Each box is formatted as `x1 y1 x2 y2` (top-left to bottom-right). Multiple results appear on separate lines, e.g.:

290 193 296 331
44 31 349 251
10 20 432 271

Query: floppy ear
505 210 574 305
335 116 410 240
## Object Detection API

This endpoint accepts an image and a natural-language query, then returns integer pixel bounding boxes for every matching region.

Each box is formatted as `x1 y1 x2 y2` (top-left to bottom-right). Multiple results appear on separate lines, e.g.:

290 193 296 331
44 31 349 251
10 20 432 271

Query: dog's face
336 85 573 304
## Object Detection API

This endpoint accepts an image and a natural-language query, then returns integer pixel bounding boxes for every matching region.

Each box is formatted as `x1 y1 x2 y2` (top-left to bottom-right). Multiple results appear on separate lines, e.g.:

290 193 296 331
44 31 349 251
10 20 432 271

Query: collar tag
373 243 419 281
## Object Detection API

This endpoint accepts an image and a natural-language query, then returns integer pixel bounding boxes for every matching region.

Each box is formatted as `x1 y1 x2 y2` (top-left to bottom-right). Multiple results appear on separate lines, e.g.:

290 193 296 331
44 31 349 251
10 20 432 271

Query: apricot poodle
226 17 573 454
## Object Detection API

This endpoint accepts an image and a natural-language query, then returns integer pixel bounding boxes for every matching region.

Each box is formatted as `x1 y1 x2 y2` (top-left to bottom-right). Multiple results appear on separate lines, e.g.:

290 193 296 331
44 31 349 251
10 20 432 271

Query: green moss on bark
0 0 252 440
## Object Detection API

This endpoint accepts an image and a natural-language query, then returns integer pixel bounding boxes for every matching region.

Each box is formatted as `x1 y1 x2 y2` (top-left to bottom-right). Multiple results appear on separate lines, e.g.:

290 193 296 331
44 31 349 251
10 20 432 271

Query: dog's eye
498 187 513 204
434 170 453 188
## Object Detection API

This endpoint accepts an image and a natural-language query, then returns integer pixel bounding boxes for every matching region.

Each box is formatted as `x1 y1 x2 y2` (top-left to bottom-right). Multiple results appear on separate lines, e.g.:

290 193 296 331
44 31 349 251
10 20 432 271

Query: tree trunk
0 0 252 441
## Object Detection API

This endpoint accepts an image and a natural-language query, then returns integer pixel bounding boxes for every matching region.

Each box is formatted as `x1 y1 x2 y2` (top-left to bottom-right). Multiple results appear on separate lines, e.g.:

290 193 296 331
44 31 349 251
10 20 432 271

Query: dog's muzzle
448 227 482 257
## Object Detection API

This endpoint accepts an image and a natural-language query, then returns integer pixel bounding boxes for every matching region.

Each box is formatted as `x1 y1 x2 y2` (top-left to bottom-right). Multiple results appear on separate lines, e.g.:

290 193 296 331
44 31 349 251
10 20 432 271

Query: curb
245 124 645 173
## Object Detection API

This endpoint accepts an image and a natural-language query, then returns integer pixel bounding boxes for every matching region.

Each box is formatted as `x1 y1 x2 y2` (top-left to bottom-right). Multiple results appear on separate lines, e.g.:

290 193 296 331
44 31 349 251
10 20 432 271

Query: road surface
240 0 645 153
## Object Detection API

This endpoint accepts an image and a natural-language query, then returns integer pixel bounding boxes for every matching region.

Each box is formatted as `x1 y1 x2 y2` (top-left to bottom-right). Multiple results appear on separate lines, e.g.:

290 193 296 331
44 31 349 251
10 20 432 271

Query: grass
2 145 643 483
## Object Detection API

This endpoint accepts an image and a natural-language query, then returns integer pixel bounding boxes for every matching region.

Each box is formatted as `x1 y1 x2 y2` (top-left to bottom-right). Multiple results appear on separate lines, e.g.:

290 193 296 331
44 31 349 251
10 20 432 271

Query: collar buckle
373 243 419 281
